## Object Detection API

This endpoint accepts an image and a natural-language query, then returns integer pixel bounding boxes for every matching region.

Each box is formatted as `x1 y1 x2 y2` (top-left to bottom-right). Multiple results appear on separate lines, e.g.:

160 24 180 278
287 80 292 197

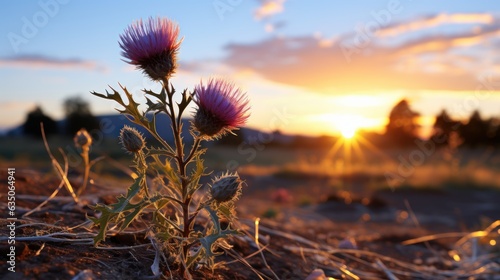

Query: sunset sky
1 1 499 138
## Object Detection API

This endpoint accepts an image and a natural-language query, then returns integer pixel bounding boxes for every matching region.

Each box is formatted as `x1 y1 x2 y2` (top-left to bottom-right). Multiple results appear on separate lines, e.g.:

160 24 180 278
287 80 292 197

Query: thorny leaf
145 96 166 113
92 85 146 125
144 86 168 106
120 195 165 231
89 204 115 244
196 206 237 267
187 152 207 196
151 154 182 192
176 88 193 124
90 175 145 244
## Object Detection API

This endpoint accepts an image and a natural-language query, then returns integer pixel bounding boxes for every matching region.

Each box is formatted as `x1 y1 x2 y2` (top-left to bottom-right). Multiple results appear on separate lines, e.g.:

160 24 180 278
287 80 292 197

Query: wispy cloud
377 13 495 37
0 55 107 72
254 0 286 20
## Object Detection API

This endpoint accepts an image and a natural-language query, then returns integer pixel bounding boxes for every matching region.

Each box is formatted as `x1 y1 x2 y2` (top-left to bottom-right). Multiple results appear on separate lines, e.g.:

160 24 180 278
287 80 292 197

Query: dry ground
0 167 499 279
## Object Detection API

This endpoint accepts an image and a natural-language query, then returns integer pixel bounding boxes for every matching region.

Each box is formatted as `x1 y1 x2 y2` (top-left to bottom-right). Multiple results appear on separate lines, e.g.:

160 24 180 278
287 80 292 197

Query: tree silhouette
459 110 490 147
431 109 460 146
63 96 100 136
488 117 500 146
22 106 58 138
384 99 420 147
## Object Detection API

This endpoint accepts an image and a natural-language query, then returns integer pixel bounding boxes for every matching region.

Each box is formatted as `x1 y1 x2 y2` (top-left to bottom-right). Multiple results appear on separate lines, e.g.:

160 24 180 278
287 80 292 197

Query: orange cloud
181 13 500 94
254 0 286 20
222 28 499 93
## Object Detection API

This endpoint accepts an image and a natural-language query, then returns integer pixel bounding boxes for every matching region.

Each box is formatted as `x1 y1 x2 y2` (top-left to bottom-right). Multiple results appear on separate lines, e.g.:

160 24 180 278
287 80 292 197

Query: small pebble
338 237 357 250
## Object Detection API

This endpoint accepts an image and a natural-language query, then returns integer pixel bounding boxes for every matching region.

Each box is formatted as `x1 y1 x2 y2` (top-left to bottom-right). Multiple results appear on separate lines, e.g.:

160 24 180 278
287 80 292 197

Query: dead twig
41 123 79 204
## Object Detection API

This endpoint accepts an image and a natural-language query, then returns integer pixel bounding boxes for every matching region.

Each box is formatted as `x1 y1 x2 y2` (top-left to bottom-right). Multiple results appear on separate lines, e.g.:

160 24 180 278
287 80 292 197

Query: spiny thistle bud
119 17 181 81
74 128 92 149
193 78 250 139
119 125 145 153
210 173 243 204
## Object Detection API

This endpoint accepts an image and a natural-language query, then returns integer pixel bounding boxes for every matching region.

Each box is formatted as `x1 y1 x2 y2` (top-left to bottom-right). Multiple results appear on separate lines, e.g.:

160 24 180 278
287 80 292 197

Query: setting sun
328 113 370 138
339 126 357 139
308 113 384 137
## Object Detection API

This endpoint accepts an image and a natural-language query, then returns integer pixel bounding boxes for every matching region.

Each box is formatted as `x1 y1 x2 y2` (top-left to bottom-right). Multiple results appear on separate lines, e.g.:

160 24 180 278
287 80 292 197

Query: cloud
216 12 500 94
377 13 494 37
0 54 107 71
254 0 286 20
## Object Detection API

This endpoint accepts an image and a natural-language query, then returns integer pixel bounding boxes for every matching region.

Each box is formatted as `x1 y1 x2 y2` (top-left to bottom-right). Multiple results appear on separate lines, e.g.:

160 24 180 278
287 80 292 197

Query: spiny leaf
151 155 182 191
90 204 118 244
187 154 206 195
152 210 183 235
198 228 238 265
186 248 203 269
111 175 145 213
120 200 150 230
205 206 222 234
119 85 148 126
91 87 125 105
144 87 168 105
177 88 193 118
216 203 236 222
145 96 166 113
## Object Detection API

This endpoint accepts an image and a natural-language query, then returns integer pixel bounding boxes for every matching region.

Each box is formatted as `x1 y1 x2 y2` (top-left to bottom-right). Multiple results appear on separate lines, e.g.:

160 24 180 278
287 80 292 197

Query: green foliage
91 80 242 277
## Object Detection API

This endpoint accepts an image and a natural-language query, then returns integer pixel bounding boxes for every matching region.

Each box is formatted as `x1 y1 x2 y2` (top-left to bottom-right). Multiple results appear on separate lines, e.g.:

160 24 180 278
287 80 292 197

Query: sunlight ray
350 138 365 163
325 137 345 160
356 135 396 163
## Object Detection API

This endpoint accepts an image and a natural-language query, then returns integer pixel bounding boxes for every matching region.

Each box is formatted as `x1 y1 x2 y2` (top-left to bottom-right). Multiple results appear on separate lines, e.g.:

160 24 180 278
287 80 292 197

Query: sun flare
340 126 357 139
332 114 366 139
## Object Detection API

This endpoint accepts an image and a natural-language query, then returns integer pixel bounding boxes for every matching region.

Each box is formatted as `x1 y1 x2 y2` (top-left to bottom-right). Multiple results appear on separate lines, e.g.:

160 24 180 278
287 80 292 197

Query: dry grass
238 148 500 191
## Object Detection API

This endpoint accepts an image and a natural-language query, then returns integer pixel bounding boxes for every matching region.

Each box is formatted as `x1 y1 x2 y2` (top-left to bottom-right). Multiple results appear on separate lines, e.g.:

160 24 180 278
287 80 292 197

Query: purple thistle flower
119 17 181 81
193 78 250 138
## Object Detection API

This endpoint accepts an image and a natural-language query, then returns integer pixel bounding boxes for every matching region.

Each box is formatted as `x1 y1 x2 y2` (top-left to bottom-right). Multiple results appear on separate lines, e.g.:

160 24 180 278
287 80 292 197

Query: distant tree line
18 96 500 149
431 109 500 148
383 99 500 148
21 96 99 139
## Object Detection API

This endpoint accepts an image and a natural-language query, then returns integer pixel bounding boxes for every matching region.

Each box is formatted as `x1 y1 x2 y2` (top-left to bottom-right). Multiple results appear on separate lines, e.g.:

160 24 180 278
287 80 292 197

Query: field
1 136 500 279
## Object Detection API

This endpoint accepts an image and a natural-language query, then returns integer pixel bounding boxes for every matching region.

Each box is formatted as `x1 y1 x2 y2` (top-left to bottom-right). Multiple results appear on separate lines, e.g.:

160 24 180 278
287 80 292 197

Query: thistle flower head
119 17 181 81
74 128 92 149
193 78 250 139
119 125 145 153
210 172 243 204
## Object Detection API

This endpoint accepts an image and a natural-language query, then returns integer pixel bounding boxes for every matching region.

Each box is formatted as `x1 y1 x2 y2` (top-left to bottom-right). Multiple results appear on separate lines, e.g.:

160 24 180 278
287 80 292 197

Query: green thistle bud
210 173 243 204
119 125 145 153
74 128 92 149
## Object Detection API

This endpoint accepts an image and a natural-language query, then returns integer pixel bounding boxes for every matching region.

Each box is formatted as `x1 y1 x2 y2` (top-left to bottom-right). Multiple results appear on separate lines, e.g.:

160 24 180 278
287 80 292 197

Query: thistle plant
90 17 250 277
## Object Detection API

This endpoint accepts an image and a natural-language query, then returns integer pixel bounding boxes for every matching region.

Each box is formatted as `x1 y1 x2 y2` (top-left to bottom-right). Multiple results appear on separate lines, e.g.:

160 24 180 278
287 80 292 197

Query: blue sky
1 1 500 137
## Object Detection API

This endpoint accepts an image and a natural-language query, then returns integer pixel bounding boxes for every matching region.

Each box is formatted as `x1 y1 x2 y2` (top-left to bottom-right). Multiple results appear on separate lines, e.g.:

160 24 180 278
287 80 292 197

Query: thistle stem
76 147 90 197
161 80 195 277
185 138 201 165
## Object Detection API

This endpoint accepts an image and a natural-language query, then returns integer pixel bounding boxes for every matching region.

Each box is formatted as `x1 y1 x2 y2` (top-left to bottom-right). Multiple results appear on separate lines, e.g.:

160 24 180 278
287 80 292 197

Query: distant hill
4 113 298 146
